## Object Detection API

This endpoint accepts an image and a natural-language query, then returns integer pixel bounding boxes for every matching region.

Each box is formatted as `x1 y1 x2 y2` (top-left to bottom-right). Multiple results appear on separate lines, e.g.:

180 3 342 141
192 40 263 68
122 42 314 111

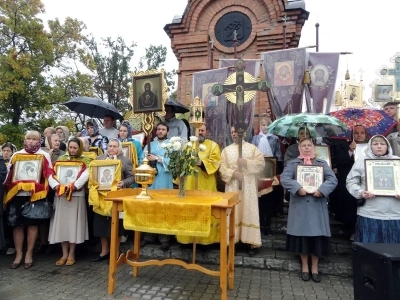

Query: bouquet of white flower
161 136 206 181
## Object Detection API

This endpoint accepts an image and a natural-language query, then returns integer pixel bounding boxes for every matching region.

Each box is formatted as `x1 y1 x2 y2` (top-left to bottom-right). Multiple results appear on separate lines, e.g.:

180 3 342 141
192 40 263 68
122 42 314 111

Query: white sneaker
120 235 128 243
349 234 355 241
6 248 16 255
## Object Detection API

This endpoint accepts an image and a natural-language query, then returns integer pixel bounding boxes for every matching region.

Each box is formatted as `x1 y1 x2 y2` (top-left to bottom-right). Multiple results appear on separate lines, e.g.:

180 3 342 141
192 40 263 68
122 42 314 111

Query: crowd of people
1 101 400 285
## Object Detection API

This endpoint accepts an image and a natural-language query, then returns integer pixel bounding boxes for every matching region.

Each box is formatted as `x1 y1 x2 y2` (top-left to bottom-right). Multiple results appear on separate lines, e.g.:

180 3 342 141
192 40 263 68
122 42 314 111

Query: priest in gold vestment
185 124 221 191
177 124 222 244
220 127 265 255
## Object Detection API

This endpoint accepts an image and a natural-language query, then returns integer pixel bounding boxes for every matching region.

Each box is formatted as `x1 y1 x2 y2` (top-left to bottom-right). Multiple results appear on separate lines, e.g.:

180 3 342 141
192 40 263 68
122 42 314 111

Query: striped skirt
355 215 400 243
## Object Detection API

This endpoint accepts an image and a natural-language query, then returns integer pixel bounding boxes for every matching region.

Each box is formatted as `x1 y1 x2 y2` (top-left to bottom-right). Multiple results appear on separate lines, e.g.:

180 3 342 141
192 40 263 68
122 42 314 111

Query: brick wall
165 0 308 131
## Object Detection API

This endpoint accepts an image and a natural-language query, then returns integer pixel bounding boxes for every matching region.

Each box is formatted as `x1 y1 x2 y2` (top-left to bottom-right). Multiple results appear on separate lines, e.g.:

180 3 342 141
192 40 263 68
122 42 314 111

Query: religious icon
375 84 393 101
258 80 270 91
132 72 163 113
311 64 329 87
274 61 294 86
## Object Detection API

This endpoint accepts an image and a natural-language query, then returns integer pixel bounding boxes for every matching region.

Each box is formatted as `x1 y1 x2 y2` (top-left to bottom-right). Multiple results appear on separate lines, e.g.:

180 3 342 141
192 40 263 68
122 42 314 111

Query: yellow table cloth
123 193 222 237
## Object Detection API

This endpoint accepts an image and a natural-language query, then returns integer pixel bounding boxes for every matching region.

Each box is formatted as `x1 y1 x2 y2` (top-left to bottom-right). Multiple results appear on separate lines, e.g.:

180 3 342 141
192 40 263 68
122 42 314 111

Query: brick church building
164 0 309 119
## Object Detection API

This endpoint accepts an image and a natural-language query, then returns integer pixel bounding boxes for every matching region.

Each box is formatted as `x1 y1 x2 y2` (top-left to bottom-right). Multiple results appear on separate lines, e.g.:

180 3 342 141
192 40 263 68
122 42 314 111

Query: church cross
211 59 265 130
387 56 400 91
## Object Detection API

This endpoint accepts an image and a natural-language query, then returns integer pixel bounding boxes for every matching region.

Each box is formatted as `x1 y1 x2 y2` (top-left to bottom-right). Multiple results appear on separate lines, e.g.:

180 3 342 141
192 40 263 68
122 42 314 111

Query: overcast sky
41 0 399 101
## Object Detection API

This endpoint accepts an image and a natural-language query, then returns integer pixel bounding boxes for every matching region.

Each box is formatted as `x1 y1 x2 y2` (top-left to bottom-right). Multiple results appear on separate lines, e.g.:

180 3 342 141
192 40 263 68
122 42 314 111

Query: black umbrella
164 98 190 114
63 96 123 120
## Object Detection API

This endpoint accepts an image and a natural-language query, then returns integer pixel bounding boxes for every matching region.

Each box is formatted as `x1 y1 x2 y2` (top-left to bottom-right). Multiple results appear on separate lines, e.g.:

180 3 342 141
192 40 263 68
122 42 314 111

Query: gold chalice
133 157 156 199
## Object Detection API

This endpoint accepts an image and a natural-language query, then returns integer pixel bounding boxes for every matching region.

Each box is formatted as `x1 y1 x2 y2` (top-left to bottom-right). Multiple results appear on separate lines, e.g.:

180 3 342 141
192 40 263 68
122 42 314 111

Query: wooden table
105 188 239 300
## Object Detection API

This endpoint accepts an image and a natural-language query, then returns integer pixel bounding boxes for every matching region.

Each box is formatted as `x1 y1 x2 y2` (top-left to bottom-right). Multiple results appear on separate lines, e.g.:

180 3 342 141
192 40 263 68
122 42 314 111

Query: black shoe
301 272 310 281
311 273 321 283
33 244 48 254
263 227 273 236
160 242 170 251
91 253 109 262
248 247 258 256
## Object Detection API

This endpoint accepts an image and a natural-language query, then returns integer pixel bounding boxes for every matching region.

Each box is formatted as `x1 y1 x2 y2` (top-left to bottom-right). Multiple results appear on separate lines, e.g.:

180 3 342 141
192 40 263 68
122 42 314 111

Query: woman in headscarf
330 125 370 240
346 135 400 244
91 138 134 262
117 120 143 168
281 138 338 283
56 126 70 144
1 142 17 255
48 137 92 266
4 130 54 269
86 119 108 153
284 127 311 167
34 133 67 254
0 144 9 251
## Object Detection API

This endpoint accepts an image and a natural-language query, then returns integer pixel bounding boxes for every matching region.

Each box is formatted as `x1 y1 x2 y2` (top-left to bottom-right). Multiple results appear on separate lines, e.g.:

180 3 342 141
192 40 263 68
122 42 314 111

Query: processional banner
219 59 261 141
261 48 307 117
192 67 229 149
306 52 340 113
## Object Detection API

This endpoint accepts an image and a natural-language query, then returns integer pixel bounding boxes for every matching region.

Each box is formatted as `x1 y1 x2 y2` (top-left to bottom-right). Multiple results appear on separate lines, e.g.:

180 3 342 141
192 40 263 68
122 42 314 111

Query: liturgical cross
381 55 400 91
211 59 270 131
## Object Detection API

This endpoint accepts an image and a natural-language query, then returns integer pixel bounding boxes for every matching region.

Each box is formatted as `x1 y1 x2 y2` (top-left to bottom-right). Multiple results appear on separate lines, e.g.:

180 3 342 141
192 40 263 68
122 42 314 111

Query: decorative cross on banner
211 59 271 188
380 54 400 92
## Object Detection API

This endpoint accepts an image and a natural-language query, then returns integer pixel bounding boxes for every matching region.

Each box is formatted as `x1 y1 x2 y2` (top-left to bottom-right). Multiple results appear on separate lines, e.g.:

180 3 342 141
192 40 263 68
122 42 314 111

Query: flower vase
178 176 187 198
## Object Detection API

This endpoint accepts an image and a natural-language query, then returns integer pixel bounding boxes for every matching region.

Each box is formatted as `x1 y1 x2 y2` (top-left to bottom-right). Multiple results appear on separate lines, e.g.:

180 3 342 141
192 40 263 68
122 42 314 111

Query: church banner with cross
305 52 340 114
261 48 307 116
219 59 261 142
192 67 230 149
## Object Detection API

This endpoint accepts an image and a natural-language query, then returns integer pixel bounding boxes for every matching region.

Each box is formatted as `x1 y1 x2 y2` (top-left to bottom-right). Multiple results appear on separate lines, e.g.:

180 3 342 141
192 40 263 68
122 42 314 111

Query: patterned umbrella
328 108 398 137
267 113 349 138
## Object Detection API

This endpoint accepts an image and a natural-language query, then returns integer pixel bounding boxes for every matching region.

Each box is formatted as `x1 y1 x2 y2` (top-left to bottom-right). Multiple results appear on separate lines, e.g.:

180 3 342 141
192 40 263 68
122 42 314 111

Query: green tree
0 0 88 129
137 44 176 92
84 35 136 113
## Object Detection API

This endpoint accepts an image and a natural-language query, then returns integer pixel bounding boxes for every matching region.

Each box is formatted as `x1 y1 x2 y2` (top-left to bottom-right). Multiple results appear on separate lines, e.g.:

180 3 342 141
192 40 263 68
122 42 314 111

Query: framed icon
296 165 324 194
89 160 121 191
260 157 277 179
12 155 43 183
314 145 331 167
132 72 163 113
365 159 400 196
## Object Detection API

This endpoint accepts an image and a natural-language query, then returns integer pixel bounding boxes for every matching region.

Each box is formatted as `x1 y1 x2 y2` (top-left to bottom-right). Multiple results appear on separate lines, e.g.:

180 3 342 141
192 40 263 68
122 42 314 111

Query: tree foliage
84 35 136 112
0 0 88 132
137 44 176 92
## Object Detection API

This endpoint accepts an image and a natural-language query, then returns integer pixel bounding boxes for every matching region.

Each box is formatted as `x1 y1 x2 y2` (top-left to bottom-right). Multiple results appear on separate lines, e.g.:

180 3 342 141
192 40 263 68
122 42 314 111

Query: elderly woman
48 138 92 265
346 135 400 243
34 133 67 254
117 121 143 167
331 125 370 240
91 139 134 262
281 138 337 283
86 119 108 153
4 130 54 269
2 142 17 255
284 127 311 167
0 148 8 251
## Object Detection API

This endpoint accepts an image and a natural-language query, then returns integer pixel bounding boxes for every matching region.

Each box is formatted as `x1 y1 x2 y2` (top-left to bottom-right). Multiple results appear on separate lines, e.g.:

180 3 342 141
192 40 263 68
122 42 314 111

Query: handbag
21 200 54 220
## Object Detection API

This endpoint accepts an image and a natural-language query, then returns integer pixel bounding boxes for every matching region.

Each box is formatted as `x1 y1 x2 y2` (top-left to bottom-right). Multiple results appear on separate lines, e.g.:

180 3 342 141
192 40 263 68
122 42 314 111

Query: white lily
189 136 198 142
199 144 206 151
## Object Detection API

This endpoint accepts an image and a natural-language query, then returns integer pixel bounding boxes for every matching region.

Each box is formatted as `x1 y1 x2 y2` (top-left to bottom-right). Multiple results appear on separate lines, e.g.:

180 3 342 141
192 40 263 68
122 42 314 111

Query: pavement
0 248 355 300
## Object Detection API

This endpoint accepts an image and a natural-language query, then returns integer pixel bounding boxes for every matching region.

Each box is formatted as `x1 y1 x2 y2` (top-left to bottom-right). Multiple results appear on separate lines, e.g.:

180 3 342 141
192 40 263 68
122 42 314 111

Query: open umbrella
63 96 123 120
267 113 348 138
328 108 398 137
164 98 190 114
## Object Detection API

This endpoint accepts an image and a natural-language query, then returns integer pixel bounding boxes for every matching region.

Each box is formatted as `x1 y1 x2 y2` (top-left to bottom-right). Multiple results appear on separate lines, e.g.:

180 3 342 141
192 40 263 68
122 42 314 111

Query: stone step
120 242 353 277
261 233 352 255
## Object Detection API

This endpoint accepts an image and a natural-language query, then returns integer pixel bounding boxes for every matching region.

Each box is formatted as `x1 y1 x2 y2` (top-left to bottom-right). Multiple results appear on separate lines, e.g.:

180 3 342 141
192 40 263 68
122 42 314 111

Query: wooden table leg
228 207 235 289
108 201 119 295
219 208 228 300
133 231 141 277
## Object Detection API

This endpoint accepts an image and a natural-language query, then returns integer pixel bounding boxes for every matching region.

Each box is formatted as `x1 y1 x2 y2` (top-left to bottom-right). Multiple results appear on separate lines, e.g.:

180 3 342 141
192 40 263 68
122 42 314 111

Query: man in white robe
220 127 265 255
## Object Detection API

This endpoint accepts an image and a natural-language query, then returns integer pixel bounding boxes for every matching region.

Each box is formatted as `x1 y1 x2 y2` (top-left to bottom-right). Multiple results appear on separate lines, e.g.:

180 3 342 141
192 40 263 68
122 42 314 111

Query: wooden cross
211 59 271 188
